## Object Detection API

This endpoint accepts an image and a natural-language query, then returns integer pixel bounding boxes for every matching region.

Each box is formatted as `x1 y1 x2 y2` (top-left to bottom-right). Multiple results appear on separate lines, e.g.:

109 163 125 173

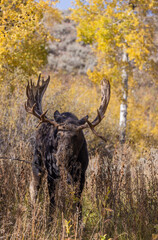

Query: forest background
0 0 158 239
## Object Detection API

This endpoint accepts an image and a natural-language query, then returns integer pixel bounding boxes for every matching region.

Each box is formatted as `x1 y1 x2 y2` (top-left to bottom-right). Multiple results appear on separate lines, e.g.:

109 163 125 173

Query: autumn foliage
0 0 61 80
0 0 158 239
71 0 158 147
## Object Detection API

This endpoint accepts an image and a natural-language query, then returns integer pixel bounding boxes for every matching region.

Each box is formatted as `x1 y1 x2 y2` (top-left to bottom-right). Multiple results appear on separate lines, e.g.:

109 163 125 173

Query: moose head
25 74 110 214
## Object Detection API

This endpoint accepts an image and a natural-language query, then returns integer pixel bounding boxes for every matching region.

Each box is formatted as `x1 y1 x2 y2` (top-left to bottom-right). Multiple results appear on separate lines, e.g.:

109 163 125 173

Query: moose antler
77 78 110 131
25 74 59 127
25 74 50 115
25 75 110 137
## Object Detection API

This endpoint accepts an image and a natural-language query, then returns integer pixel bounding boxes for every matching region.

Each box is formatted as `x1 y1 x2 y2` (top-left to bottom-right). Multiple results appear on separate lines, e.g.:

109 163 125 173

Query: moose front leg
30 149 44 204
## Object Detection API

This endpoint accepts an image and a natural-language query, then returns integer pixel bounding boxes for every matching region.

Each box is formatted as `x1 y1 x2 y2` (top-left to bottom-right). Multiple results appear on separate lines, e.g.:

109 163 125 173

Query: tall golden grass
0 73 158 239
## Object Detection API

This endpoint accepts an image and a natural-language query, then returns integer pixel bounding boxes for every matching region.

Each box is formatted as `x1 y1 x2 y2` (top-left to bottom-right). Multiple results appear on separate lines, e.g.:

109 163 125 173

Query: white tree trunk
119 51 128 144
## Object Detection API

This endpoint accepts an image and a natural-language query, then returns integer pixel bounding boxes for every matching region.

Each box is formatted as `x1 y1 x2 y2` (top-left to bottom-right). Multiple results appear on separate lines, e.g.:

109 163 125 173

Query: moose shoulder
25 74 110 212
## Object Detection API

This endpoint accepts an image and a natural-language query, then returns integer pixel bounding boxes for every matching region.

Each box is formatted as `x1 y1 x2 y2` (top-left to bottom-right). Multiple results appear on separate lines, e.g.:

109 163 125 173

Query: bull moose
25 74 110 214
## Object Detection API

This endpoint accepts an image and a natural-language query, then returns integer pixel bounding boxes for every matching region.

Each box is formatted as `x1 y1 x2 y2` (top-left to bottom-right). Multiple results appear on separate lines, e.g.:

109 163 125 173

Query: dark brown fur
26 75 110 217
30 111 89 212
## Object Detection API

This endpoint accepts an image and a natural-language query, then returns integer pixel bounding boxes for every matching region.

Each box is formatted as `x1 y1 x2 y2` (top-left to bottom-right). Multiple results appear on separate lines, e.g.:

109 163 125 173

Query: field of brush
0 73 158 240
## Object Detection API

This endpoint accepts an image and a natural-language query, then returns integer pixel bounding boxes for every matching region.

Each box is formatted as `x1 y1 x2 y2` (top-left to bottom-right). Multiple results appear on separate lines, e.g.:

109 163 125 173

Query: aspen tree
72 0 157 143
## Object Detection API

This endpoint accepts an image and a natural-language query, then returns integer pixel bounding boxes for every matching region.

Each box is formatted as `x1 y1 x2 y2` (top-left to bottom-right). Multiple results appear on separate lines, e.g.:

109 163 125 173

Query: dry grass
0 74 158 239
0 142 158 240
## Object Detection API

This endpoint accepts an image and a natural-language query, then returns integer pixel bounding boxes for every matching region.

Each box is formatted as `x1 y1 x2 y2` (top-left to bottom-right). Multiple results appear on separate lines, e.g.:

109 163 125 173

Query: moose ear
54 110 61 121
78 115 89 125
